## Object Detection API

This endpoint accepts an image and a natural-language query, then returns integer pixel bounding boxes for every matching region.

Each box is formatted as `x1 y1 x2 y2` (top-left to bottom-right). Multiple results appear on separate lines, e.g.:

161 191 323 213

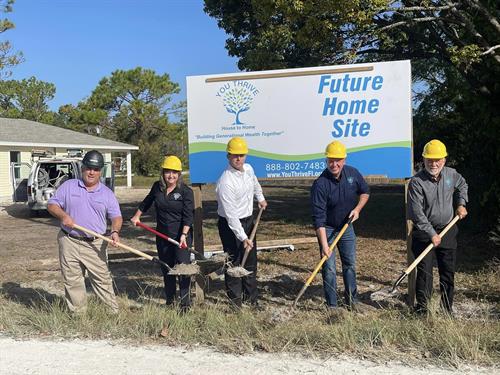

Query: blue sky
7 0 239 110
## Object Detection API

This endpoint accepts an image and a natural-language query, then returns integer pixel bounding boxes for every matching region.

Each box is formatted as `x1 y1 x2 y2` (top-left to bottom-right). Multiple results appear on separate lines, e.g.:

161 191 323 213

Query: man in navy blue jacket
311 141 370 310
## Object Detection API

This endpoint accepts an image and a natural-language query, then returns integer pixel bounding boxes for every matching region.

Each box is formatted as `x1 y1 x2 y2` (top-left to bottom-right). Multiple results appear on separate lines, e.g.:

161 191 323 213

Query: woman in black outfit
131 155 194 310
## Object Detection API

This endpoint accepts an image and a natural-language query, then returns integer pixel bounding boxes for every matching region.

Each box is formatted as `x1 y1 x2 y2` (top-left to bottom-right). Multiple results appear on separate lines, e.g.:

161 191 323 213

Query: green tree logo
222 86 254 125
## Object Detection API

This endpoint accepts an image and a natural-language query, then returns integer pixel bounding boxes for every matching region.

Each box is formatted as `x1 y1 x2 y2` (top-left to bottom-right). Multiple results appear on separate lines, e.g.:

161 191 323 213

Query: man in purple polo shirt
48 150 122 314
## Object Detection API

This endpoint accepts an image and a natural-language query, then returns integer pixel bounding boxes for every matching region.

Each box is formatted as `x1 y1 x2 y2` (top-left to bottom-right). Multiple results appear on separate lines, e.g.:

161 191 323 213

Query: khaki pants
58 230 118 313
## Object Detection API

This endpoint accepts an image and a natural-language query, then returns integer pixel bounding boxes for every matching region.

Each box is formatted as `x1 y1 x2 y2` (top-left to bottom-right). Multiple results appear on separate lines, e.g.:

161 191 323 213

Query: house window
10 151 21 179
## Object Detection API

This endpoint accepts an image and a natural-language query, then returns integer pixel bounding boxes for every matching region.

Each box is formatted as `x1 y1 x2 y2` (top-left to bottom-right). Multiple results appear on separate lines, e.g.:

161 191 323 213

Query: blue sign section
189 147 412 183
189 152 228 183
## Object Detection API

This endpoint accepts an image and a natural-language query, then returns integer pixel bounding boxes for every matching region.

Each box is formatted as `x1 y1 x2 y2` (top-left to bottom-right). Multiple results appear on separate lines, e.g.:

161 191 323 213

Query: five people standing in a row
48 137 468 316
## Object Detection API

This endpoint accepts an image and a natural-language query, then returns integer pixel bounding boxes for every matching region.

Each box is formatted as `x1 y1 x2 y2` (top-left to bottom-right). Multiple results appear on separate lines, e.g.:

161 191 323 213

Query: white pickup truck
10 153 114 214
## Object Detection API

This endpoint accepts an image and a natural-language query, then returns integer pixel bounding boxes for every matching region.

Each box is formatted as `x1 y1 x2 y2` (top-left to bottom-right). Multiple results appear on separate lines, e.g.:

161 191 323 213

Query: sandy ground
0 187 497 374
0 335 496 375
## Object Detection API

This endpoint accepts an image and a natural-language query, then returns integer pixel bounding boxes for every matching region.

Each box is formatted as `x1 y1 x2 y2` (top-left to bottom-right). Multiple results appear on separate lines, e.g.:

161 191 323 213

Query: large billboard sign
187 60 412 183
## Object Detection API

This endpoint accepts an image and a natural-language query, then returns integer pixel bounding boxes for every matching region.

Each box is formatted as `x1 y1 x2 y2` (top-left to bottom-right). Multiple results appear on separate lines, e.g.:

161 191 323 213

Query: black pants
156 236 192 307
218 215 257 307
412 229 457 313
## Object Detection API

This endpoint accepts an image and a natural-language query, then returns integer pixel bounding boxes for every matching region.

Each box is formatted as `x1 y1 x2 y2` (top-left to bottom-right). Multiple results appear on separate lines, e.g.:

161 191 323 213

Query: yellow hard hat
422 139 447 159
226 137 248 154
161 155 182 171
325 141 347 158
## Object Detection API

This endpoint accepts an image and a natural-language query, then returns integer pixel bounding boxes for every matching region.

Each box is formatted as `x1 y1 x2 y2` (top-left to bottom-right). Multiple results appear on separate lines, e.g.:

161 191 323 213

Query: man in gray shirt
408 139 468 315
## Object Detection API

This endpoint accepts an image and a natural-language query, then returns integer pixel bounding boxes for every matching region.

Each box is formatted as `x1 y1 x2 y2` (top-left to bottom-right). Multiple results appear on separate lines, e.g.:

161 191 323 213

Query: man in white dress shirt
216 137 268 309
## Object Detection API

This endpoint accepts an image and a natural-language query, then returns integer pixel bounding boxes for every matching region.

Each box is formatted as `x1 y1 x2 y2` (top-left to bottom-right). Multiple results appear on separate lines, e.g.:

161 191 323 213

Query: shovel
293 216 353 307
72 224 173 272
134 221 206 260
226 207 264 278
370 215 460 302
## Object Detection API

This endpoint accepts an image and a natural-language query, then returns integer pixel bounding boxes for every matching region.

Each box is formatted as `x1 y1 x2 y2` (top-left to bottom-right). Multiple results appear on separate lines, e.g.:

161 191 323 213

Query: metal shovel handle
293 216 353 307
240 207 264 268
73 224 172 271
135 221 205 259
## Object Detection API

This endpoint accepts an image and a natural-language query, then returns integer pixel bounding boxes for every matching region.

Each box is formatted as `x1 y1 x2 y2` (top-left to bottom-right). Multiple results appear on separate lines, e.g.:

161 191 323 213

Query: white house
0 117 139 201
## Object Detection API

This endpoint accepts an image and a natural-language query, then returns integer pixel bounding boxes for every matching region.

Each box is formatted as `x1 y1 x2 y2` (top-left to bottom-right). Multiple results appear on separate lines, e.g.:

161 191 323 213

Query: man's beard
425 165 442 177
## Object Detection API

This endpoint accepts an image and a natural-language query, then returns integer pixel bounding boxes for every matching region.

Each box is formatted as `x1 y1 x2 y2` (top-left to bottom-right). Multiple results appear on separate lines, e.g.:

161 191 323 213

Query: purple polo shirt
48 179 122 237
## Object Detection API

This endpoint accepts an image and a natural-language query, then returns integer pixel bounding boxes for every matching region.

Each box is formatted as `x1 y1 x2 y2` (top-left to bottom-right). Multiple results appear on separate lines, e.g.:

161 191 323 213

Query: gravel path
0 336 495 375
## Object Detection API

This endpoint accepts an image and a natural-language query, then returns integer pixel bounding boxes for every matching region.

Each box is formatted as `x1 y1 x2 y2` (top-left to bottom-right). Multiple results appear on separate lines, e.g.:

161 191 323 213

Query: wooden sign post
191 183 205 303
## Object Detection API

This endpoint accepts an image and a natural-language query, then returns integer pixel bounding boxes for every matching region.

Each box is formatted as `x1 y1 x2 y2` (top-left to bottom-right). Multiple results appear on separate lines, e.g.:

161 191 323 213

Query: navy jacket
311 165 369 230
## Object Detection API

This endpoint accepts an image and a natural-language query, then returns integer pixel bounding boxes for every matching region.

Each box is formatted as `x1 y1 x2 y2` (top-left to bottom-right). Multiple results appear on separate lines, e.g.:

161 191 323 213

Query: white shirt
216 163 265 241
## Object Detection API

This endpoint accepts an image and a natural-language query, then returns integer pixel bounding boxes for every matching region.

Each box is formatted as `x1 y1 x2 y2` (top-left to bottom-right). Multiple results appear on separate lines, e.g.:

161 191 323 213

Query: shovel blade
370 286 400 302
226 266 252 278
370 271 407 302
168 263 200 276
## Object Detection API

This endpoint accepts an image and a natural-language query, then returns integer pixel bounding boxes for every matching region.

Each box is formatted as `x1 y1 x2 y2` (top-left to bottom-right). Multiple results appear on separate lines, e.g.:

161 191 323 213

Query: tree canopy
1 66 186 176
0 76 55 122
205 0 500 225
57 67 186 176
0 0 23 79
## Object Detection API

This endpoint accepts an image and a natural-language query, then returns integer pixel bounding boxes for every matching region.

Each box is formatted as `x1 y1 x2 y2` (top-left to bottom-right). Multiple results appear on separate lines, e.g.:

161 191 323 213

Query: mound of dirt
168 263 200 276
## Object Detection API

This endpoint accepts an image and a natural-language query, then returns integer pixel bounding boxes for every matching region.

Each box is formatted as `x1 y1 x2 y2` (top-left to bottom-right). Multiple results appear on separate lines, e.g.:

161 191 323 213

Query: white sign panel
187 60 412 183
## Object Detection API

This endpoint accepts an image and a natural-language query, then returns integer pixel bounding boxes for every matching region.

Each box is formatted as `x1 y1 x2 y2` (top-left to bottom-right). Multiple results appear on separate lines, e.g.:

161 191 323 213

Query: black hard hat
82 150 104 169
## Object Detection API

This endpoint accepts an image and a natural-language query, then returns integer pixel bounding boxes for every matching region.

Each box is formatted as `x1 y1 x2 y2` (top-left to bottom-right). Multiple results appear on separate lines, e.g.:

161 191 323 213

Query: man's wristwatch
110 230 119 235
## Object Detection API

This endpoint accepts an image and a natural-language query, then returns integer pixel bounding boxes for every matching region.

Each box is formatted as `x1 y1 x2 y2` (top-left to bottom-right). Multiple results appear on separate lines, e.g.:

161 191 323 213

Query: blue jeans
321 224 358 307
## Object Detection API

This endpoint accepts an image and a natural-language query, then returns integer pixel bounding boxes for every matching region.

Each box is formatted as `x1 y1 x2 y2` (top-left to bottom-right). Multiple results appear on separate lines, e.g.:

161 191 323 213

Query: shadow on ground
1 282 62 308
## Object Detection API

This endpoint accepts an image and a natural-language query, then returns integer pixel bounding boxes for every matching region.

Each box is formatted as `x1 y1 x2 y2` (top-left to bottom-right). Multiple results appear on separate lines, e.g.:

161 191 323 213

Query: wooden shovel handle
293 216 353 307
241 207 264 268
404 215 460 276
249 207 264 242
73 224 156 262
304 217 352 287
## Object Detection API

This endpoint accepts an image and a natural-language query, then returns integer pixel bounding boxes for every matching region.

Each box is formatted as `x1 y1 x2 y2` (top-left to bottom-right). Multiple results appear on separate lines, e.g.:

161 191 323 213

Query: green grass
0 293 498 367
